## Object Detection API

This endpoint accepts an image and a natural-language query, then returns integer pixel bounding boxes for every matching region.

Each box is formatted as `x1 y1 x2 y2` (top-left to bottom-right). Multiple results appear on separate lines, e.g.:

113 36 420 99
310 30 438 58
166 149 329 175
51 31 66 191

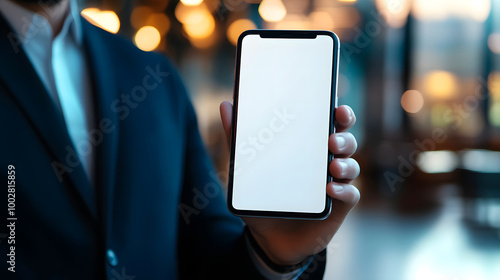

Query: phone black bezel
227 29 340 220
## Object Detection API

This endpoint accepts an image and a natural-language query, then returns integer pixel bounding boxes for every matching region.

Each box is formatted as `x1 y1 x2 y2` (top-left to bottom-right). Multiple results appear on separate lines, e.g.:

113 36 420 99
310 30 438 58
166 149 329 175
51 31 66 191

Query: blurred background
78 0 500 279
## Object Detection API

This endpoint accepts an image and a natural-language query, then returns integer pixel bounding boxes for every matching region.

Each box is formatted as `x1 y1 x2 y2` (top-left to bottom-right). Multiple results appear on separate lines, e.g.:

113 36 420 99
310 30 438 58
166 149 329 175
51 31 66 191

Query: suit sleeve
167 58 326 280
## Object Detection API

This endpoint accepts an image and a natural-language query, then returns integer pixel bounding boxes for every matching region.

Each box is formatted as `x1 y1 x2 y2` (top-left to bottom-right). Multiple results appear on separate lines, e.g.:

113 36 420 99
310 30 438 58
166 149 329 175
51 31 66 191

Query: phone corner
226 197 240 217
237 29 258 46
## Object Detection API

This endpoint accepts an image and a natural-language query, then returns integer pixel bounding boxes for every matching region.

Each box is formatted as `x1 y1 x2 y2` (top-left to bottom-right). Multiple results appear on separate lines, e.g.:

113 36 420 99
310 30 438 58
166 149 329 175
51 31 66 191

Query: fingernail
336 135 346 150
339 161 348 176
333 184 344 193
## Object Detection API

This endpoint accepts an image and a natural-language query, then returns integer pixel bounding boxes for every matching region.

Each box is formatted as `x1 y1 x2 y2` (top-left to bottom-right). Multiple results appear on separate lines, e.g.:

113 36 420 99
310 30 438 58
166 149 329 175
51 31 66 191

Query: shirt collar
0 0 82 45
69 0 82 44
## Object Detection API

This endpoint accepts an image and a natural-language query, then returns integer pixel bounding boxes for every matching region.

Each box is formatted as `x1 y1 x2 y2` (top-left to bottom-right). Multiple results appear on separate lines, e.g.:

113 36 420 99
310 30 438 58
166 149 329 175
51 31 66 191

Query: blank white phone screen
232 34 334 213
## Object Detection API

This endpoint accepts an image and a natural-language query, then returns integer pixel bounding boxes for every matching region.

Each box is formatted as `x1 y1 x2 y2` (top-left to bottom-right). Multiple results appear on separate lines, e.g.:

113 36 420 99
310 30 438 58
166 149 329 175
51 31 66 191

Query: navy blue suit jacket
0 15 326 279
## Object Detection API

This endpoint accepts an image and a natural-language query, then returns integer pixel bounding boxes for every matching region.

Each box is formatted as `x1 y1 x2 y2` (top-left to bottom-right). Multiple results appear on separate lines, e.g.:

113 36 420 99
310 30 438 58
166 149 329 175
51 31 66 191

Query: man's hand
220 101 360 266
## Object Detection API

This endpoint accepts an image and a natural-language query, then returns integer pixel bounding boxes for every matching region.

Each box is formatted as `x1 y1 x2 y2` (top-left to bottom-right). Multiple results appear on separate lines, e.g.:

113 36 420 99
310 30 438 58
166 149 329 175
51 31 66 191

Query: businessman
0 0 360 279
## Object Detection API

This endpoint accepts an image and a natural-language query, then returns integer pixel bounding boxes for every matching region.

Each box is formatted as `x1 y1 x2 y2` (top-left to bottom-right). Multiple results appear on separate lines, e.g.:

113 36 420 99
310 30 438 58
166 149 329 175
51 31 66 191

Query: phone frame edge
226 29 340 220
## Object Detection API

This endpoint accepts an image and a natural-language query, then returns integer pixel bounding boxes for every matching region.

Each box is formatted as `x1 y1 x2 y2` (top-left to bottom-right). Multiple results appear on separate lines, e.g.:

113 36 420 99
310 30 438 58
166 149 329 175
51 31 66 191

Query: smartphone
227 30 339 219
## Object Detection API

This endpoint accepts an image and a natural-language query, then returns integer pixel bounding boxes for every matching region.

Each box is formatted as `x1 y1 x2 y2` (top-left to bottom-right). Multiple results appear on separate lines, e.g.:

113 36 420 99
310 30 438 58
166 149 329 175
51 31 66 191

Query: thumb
219 101 233 145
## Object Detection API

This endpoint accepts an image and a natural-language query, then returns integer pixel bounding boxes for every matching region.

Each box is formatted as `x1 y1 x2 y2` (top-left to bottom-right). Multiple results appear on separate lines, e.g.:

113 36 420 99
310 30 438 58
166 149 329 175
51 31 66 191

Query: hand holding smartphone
227 30 340 220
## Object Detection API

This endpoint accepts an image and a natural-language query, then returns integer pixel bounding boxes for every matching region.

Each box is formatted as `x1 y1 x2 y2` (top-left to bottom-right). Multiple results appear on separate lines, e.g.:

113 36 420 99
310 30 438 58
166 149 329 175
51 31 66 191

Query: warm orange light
175 2 209 24
134 26 161 51
183 10 215 39
81 8 120 34
488 72 500 101
309 12 334 30
188 34 218 49
147 13 170 36
131 6 153 30
227 19 257 46
423 71 457 99
274 15 310 30
259 0 287 22
175 2 215 40
81 7 100 16
401 90 424 113
181 0 203 6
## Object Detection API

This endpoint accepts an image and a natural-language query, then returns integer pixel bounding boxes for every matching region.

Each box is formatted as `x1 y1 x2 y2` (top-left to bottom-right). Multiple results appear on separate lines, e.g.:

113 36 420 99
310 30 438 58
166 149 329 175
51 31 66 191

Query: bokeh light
431 104 450 126
175 2 215 39
188 33 218 49
147 13 170 36
488 33 500 54
309 12 334 30
134 26 161 52
401 90 424 113
417 151 458 173
131 6 153 30
175 2 209 24
182 11 215 39
81 8 120 34
488 72 500 102
488 73 500 98
227 19 257 46
259 0 287 22
423 71 457 100
274 15 309 30
489 102 500 127
181 0 204 6
411 0 448 21
455 0 490 22
412 0 490 22
462 149 500 173
375 0 411 28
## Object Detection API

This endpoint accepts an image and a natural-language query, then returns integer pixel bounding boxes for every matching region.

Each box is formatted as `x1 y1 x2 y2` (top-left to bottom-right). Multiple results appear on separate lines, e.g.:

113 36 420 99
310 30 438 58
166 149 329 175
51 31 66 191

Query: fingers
326 182 360 215
329 158 360 182
335 105 356 133
219 101 233 145
328 132 357 157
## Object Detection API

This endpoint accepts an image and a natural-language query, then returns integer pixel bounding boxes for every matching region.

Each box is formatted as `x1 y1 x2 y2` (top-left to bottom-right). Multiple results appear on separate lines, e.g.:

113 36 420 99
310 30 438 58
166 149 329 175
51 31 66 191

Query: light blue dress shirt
0 0 94 183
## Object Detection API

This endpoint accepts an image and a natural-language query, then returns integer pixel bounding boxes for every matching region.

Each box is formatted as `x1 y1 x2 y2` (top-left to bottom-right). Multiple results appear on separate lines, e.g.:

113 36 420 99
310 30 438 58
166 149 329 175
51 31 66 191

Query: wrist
245 227 311 268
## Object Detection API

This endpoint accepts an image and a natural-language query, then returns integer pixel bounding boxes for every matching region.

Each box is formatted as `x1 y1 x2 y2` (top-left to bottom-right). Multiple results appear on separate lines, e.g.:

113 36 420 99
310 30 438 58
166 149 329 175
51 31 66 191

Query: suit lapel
82 18 119 234
0 15 98 221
